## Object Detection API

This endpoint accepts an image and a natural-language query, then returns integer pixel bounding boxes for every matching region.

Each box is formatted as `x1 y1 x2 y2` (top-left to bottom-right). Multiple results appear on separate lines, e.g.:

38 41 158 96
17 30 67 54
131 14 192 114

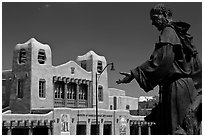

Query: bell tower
10 38 53 113
77 50 109 109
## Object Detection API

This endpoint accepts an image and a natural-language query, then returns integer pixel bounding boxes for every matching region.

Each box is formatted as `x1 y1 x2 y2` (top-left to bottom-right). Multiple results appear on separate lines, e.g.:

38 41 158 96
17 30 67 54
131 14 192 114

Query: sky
2 2 202 98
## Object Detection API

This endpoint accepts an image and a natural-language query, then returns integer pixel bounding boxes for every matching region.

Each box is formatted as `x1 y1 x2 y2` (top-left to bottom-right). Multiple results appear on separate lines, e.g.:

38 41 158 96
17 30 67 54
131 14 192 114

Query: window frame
39 79 46 98
17 79 24 99
97 61 103 73
38 49 46 64
18 48 26 64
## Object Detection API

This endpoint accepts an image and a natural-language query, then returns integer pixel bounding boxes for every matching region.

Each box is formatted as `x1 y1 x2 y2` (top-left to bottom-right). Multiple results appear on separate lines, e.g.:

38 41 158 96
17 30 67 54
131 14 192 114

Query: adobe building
2 38 156 135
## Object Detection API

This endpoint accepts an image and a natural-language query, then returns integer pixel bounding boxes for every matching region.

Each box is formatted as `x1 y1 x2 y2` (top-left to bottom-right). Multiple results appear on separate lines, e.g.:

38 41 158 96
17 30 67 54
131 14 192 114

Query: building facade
2 38 155 135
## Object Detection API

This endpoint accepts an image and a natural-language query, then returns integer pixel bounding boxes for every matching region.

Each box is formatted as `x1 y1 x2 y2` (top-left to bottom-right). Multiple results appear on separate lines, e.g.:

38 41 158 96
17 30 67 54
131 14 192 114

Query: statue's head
150 4 173 31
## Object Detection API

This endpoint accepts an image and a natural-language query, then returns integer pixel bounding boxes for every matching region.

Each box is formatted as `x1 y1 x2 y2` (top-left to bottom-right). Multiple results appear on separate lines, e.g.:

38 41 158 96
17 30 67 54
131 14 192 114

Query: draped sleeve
130 27 182 92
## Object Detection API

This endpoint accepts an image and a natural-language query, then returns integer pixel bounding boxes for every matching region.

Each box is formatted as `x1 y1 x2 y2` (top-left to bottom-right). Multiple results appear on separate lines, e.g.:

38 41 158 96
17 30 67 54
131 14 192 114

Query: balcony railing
130 120 157 135
78 100 88 108
54 98 65 107
54 99 88 108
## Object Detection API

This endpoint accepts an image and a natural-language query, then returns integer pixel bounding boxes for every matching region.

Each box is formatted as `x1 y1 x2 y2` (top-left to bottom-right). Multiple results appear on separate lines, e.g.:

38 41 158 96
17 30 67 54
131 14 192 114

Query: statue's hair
150 4 173 18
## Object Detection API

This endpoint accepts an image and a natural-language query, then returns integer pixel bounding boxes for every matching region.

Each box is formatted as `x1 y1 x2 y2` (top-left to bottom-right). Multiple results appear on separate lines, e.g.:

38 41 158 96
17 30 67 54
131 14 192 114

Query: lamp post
95 62 115 135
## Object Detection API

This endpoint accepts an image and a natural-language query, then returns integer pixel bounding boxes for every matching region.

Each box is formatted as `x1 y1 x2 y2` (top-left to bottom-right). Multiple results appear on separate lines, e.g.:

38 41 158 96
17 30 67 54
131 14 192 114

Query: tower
10 38 53 113
77 50 109 109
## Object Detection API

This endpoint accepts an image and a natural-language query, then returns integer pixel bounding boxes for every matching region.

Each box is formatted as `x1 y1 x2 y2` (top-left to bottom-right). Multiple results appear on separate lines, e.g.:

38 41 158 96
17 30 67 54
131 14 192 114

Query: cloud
139 96 153 102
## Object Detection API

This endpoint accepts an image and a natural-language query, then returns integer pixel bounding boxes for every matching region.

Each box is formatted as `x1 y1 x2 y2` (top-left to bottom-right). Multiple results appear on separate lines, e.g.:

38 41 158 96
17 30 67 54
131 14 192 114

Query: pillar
88 81 93 108
7 127 12 135
48 128 52 135
64 84 68 107
76 83 79 107
100 119 104 135
148 122 152 135
138 122 142 135
87 119 91 135
28 127 33 135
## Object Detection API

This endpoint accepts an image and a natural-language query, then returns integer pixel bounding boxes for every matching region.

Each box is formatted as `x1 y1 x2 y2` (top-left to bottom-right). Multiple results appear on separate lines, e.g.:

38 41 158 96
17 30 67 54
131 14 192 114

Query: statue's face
151 14 165 31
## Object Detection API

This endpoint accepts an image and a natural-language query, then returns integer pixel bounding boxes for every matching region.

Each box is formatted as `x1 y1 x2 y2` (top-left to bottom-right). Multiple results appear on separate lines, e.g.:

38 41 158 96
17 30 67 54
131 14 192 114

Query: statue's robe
131 22 202 134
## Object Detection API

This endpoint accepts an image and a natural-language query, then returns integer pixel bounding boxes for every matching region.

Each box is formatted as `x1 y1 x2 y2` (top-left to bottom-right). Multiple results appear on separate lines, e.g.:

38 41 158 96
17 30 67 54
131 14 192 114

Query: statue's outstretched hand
116 72 133 84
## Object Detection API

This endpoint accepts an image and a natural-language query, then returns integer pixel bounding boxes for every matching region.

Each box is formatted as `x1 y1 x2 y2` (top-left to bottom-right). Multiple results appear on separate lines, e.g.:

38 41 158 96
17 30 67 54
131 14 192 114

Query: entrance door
2 128 8 135
33 126 48 135
91 124 99 135
103 124 112 135
76 124 86 135
12 128 29 135
130 125 139 135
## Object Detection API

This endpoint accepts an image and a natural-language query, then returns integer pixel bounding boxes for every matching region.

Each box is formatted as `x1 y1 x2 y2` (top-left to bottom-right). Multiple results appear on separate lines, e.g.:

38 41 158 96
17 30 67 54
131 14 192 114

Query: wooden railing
54 98 65 107
130 120 157 135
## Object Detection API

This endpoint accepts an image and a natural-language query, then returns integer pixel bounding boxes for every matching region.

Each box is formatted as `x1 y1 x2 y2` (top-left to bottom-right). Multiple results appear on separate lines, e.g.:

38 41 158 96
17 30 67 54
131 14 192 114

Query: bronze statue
116 4 202 135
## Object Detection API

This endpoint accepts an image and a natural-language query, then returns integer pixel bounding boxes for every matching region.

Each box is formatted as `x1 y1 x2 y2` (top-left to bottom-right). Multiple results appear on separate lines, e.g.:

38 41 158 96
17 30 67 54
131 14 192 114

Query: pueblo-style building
2 38 156 135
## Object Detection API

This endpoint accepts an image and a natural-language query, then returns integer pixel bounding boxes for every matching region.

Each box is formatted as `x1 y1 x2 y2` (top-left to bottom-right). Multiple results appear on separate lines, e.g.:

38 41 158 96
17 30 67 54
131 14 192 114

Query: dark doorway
76 124 86 135
141 125 148 135
2 128 8 135
130 125 139 135
12 127 29 135
33 126 48 135
91 124 99 135
103 124 112 135
150 124 158 135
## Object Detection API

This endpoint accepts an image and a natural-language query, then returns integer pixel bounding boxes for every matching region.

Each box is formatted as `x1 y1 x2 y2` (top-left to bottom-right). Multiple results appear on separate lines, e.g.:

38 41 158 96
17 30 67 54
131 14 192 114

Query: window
54 81 65 99
67 82 77 99
81 60 87 70
17 79 23 98
38 49 46 64
39 79 46 98
126 105 130 110
97 61 103 73
71 67 75 74
18 49 26 64
113 97 117 110
98 85 103 101
79 84 88 100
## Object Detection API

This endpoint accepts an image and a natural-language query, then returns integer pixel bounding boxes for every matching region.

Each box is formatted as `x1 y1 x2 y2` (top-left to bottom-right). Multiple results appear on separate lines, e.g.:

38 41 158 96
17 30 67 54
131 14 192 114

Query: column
88 81 93 108
76 82 79 107
48 121 53 135
48 128 52 135
64 83 68 107
100 120 104 135
7 127 12 135
138 122 142 135
148 122 152 135
87 120 91 135
28 127 33 135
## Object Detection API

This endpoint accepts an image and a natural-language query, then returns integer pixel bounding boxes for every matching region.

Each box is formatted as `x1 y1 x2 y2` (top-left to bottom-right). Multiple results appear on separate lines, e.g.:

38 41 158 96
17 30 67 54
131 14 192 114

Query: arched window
18 48 26 64
38 49 46 64
110 105 113 110
126 105 130 110
98 85 103 101
97 61 103 73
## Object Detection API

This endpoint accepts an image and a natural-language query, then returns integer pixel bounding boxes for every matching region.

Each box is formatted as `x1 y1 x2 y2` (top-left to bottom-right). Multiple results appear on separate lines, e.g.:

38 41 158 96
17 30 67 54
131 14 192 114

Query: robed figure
116 4 202 135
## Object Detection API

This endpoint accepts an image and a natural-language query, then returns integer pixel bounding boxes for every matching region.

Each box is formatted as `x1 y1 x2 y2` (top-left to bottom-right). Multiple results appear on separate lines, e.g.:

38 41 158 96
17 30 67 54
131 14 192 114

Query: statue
116 4 202 135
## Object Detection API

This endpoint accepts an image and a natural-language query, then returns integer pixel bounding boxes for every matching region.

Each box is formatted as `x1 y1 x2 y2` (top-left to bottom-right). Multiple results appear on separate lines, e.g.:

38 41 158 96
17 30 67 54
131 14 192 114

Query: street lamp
95 62 115 135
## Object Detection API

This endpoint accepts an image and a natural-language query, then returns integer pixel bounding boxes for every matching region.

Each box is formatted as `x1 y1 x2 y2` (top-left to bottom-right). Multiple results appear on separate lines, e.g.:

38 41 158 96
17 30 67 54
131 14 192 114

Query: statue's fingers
120 72 129 76
116 79 121 84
